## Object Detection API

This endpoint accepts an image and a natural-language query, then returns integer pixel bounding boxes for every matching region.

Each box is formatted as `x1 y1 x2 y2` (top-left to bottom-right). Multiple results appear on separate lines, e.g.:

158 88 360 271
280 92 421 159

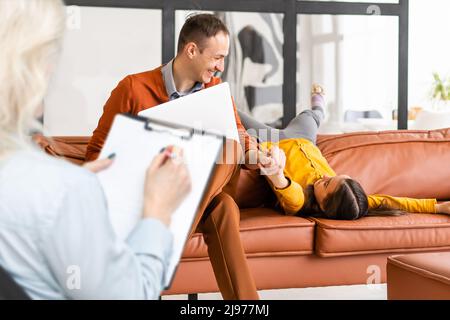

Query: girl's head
302 175 369 220
0 0 65 156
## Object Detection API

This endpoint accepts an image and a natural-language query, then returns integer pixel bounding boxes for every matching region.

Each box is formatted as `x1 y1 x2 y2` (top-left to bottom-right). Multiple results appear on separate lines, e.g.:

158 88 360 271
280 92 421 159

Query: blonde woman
0 0 191 299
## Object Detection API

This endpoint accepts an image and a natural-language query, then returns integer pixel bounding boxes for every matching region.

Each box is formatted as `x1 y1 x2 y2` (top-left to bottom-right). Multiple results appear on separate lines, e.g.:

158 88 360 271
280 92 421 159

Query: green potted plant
430 72 450 110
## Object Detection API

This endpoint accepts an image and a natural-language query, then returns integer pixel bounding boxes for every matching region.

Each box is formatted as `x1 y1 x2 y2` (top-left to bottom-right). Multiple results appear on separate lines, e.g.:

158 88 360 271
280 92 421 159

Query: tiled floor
162 284 387 300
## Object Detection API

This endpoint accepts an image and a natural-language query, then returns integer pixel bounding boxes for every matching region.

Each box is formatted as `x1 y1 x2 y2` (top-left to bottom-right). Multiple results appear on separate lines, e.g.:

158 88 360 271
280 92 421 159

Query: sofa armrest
32 134 90 165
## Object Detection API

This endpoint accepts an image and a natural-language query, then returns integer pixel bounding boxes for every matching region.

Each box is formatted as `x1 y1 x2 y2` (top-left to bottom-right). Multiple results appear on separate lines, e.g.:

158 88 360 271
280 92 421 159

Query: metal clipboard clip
144 118 194 140
122 112 225 141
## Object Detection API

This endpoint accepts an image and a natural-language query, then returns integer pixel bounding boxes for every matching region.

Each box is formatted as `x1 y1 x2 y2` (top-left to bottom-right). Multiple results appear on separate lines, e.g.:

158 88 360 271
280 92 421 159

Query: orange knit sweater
86 66 255 161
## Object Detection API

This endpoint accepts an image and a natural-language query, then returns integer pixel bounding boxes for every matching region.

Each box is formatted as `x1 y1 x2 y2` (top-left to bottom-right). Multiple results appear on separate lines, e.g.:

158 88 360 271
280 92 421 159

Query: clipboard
96 113 224 289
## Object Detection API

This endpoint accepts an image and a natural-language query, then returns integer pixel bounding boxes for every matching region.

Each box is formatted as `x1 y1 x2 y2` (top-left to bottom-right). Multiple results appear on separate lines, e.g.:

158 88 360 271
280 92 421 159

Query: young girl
238 85 450 220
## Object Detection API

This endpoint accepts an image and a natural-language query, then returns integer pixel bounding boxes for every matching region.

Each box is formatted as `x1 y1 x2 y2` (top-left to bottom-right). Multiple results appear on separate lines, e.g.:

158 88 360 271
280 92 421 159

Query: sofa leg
188 293 198 300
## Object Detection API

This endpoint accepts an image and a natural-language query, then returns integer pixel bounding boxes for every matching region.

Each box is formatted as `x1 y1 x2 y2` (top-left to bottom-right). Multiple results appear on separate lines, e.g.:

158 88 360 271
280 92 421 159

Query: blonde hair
0 0 65 157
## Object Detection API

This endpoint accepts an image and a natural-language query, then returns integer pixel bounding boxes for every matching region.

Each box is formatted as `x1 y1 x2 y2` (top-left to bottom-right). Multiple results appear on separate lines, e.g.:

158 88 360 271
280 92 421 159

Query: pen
160 146 177 163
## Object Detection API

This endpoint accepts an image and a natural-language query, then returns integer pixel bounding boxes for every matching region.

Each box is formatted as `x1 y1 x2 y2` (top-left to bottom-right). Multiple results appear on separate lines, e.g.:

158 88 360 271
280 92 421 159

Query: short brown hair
177 13 229 53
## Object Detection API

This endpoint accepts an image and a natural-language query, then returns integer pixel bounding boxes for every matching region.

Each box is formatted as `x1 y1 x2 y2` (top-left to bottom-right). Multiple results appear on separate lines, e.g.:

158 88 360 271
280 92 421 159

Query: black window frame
66 0 409 129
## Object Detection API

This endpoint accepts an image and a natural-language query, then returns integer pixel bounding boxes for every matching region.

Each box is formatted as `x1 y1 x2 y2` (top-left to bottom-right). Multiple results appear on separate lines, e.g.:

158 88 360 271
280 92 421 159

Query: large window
297 14 399 133
62 0 410 134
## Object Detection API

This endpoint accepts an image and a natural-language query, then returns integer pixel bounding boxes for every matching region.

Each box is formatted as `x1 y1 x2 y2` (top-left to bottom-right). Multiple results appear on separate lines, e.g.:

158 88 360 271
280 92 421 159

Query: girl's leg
238 110 282 143
282 84 325 144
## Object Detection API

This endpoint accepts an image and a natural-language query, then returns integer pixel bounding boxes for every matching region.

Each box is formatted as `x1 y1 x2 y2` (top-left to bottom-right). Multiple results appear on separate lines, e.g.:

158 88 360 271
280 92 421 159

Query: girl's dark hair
177 13 229 53
298 184 323 218
298 178 404 220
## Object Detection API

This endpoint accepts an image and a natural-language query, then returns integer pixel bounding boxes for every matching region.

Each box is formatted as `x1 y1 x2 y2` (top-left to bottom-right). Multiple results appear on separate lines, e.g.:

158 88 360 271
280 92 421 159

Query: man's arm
231 98 261 170
85 76 134 161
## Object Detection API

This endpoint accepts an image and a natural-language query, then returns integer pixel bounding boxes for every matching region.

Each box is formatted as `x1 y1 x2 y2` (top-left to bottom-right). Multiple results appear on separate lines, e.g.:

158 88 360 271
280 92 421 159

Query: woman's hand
82 156 114 173
142 146 192 226
435 202 450 215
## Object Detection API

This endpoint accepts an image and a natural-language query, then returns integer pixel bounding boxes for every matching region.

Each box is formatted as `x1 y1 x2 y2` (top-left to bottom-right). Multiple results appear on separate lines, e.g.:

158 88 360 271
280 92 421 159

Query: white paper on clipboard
138 82 239 142
97 113 223 288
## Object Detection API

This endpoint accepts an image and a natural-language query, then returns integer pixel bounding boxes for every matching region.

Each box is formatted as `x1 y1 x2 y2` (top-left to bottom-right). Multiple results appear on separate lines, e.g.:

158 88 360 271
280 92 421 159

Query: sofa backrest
235 127 450 207
33 135 90 166
316 128 450 200
33 127 450 207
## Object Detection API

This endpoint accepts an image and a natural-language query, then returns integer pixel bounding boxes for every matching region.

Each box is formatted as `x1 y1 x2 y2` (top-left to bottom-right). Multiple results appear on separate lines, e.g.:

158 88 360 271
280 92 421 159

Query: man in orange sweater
86 14 268 299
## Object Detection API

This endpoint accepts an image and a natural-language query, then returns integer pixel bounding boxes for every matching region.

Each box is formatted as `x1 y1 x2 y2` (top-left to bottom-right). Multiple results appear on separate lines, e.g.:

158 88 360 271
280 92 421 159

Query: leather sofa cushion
233 169 275 208
317 128 450 199
181 208 315 259
313 213 450 257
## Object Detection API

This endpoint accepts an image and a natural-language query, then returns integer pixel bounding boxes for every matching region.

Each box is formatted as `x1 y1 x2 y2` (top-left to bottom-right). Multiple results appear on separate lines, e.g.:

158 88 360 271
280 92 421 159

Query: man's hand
245 146 289 189
244 149 263 170
436 202 450 215
244 149 274 170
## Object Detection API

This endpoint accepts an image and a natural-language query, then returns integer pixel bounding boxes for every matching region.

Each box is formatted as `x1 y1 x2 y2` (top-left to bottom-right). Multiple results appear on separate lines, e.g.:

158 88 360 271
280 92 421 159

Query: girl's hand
435 202 450 215
259 146 289 189
82 156 114 173
259 146 286 177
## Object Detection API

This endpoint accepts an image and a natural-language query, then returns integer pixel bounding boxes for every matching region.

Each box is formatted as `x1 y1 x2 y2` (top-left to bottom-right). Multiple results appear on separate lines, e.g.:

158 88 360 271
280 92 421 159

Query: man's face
191 31 229 84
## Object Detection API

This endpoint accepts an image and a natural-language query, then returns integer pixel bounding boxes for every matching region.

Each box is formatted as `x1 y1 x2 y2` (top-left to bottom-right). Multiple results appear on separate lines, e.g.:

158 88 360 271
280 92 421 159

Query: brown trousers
188 140 259 300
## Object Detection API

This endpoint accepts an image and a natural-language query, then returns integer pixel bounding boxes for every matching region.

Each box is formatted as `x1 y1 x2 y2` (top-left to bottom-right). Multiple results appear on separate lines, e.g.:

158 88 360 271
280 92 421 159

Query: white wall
44 6 161 136
409 0 450 109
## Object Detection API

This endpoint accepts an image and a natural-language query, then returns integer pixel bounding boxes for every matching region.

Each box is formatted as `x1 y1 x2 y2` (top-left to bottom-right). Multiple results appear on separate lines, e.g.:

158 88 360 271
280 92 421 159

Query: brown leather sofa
33 128 450 296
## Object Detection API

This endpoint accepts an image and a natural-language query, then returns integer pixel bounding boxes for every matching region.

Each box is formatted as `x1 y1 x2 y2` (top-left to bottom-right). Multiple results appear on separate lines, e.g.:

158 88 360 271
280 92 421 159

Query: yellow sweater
262 138 437 216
